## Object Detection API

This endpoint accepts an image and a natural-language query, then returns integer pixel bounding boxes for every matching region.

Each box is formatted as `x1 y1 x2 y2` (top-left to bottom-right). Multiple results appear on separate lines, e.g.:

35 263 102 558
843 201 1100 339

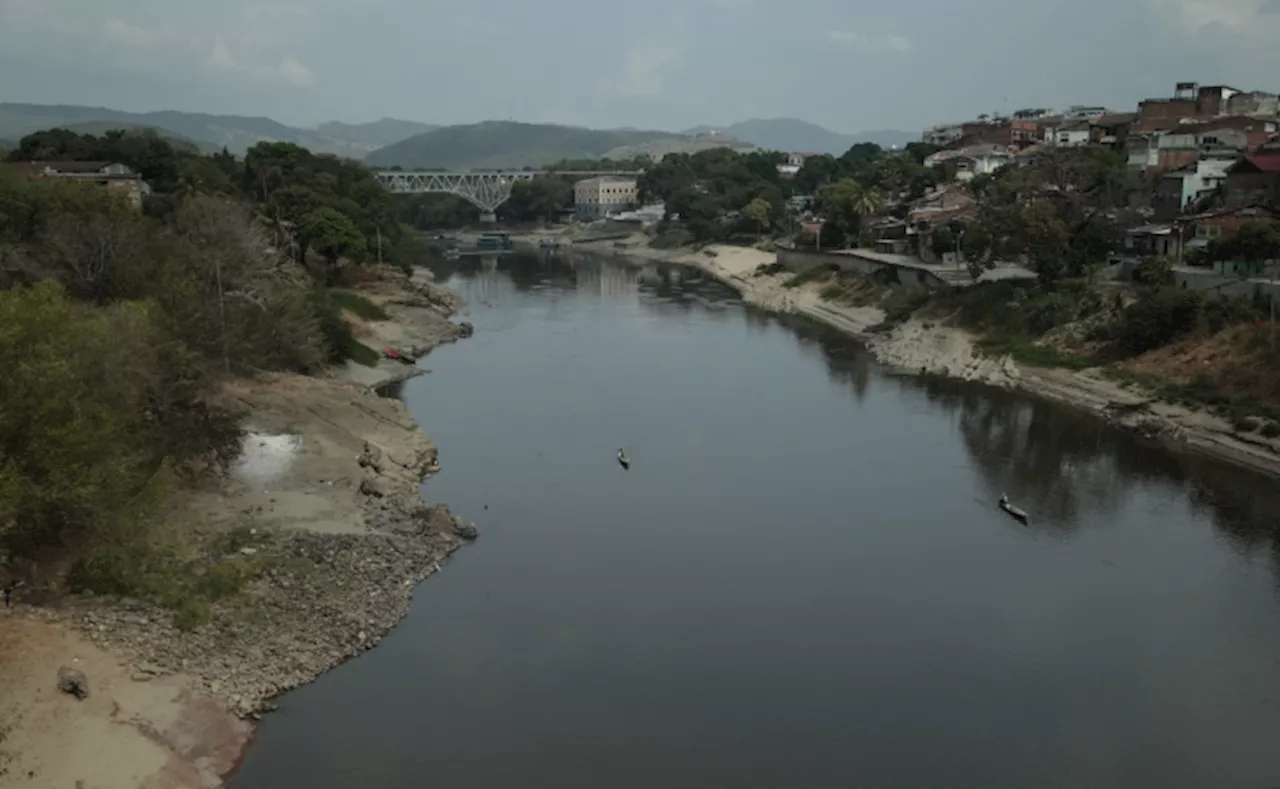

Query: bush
1113 288 1203 356
649 229 694 249
1232 416 1259 433
784 264 837 288
328 291 390 321
0 282 234 557
1262 422 1280 439
311 290 379 366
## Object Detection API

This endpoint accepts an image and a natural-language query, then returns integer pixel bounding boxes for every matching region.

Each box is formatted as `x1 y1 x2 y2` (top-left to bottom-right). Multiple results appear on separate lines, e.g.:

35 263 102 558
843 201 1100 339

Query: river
233 252 1280 789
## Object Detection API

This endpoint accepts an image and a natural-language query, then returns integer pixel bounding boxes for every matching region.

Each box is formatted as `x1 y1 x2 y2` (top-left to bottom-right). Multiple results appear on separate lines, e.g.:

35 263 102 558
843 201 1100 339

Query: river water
233 252 1280 789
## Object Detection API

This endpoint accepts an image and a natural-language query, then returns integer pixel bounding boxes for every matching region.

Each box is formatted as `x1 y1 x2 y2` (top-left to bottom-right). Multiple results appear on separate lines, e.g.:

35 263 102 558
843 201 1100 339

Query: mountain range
363 122 755 170
0 103 437 159
0 103 915 167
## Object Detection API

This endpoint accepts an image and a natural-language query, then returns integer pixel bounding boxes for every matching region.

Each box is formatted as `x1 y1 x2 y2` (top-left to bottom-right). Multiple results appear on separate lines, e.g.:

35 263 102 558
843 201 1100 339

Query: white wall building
574 176 638 221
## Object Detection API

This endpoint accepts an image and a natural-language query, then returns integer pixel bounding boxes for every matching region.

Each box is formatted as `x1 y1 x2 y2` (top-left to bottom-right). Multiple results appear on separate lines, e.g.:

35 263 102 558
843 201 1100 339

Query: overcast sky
1 0 1278 133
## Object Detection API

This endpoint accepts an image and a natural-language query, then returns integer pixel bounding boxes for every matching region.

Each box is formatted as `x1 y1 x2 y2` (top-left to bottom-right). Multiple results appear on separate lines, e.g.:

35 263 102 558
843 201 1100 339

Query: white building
1062 105 1108 120
574 176 638 221
922 123 964 147
924 144 1012 180
1045 120 1092 147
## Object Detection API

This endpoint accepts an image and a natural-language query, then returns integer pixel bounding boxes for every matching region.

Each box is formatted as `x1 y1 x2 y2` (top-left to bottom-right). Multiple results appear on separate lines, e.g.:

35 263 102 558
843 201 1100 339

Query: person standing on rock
3 580 14 608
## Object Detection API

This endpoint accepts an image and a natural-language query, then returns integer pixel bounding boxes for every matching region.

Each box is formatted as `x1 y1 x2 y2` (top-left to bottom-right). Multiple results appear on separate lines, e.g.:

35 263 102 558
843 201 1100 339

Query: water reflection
237 251 1280 789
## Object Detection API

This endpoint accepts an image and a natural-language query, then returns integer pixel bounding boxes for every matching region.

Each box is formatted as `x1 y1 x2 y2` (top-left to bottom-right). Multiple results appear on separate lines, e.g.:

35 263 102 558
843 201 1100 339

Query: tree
815 178 880 247
1207 222 1280 275
297 207 367 283
744 197 772 238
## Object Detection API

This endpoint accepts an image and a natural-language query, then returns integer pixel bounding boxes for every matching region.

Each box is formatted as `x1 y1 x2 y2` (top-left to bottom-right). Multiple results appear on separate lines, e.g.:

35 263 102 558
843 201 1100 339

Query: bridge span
374 170 644 219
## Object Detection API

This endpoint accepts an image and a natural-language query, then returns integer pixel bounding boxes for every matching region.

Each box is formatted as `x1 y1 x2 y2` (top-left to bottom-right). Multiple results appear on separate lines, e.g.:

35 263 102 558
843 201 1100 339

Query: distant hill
0 104 433 158
364 121 751 170
683 118 916 155
314 118 439 148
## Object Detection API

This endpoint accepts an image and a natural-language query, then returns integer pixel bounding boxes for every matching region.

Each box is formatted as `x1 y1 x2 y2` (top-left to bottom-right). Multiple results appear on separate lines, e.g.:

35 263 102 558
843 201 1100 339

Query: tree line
0 128 422 571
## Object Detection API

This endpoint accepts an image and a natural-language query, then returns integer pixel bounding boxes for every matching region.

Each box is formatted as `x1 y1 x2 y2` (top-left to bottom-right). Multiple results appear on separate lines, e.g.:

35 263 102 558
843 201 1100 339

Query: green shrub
784 264 837 288
1114 288 1203 356
1262 422 1280 438
328 291 390 321
819 284 844 301
1232 416 1259 433
648 229 693 249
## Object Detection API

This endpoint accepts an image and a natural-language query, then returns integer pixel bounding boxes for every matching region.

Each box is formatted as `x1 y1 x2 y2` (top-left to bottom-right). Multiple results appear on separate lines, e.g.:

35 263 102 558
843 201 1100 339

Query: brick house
1134 82 1243 132
1223 154 1280 207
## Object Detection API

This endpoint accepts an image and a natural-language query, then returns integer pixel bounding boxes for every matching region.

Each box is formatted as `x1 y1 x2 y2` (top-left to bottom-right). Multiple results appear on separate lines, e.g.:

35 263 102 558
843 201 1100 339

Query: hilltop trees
0 128 421 566
962 147 1131 285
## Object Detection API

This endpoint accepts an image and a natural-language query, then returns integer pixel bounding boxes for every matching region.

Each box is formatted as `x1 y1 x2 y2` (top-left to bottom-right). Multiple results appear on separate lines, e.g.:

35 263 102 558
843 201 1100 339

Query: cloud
0 2 318 90
827 30 914 54
598 13 690 97
1141 0 1277 31
206 37 316 86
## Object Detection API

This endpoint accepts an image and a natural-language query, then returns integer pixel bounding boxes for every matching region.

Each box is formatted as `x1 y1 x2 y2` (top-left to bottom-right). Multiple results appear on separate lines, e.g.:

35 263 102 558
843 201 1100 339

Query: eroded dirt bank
0 267 476 789
579 236 1280 479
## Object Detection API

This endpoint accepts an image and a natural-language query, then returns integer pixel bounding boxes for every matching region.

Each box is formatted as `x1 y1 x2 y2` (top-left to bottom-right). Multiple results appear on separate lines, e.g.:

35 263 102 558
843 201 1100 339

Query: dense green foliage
0 128 413 572
961 148 1131 285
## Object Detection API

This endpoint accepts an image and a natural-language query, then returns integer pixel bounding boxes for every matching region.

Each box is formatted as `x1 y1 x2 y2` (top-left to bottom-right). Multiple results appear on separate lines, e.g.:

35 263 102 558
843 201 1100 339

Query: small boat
999 494 1028 523
616 448 630 470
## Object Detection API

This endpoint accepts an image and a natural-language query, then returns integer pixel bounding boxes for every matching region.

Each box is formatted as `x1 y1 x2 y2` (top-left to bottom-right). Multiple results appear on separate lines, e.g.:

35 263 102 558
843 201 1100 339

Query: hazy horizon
2 0 1277 133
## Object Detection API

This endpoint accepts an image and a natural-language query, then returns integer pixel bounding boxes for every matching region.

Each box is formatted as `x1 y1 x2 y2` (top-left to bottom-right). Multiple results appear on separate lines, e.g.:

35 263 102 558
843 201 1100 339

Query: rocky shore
0 266 477 789
577 235 1280 479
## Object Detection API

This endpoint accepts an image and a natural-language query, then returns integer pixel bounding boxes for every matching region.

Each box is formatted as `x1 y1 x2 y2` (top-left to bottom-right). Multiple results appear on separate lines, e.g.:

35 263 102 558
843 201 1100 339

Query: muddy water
233 253 1280 789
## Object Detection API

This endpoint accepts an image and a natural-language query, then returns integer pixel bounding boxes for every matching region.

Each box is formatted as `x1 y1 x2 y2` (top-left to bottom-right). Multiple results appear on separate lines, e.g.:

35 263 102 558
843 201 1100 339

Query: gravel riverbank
0 266 477 789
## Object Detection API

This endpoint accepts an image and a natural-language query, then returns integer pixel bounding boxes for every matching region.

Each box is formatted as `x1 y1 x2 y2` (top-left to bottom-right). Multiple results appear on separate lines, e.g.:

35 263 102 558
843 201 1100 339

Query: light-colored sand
0 266 467 789
0 614 252 789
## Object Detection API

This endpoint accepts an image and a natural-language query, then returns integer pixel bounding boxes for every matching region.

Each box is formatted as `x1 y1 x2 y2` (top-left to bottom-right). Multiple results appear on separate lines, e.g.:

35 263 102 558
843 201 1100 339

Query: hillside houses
912 80 1280 256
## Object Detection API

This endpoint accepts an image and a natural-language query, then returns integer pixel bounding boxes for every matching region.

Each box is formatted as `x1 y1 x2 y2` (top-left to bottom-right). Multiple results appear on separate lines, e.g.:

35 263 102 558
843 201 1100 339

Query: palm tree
851 184 883 217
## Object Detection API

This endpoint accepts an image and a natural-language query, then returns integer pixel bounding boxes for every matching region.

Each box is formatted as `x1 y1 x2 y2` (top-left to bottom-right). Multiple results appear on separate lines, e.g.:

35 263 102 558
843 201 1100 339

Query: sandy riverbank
578 235 1280 479
0 266 476 789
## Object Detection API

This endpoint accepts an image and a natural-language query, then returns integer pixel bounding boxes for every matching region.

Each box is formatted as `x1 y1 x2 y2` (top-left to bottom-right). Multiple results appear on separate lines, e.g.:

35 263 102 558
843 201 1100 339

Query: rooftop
1229 154 1280 174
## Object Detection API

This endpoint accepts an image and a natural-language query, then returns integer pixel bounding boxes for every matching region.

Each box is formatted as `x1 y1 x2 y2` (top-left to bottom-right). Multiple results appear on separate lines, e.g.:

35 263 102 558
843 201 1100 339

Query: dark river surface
234 252 1280 789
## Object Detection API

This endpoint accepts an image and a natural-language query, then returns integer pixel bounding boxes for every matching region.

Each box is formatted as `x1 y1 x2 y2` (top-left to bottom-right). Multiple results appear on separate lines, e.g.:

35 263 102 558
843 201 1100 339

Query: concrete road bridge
374 170 643 219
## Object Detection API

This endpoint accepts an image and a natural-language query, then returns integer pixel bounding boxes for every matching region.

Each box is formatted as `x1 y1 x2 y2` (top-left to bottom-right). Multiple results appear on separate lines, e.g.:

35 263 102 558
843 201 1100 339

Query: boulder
452 517 479 541
359 477 390 498
357 441 385 473
57 666 89 700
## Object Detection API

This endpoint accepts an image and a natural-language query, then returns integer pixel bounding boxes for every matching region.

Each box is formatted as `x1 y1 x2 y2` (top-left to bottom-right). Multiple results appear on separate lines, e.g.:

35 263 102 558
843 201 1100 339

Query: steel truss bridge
374 170 644 215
